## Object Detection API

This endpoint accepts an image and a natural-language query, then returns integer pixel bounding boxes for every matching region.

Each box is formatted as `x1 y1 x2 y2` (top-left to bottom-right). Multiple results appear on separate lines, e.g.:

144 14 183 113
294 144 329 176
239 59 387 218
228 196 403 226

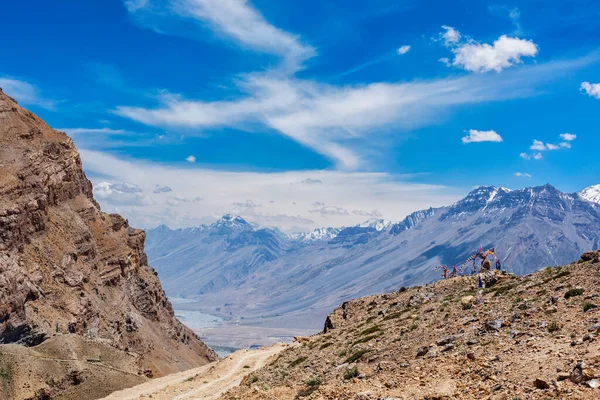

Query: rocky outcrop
0 88 217 380
221 252 600 399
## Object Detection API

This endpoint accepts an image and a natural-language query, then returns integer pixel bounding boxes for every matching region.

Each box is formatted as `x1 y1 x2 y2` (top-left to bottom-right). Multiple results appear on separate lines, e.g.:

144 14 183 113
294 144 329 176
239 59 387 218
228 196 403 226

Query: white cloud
128 0 315 72
530 139 550 151
450 35 538 73
533 153 543 160
514 172 532 178
581 82 600 99
441 26 461 46
461 129 503 144
0 77 58 110
530 133 575 152
115 0 596 170
519 152 530 160
94 182 152 206
397 45 411 55
560 133 576 141
186 155 196 163
80 149 462 232
309 205 349 216
58 127 128 135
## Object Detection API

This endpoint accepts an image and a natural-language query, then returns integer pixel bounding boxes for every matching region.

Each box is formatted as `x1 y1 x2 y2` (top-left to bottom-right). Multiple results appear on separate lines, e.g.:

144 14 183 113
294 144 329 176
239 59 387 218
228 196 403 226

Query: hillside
146 184 600 344
0 87 217 399
220 251 600 399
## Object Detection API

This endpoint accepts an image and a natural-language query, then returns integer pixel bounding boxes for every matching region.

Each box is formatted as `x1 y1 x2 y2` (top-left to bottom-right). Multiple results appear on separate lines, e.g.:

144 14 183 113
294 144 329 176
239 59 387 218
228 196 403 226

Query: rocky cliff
0 88 217 398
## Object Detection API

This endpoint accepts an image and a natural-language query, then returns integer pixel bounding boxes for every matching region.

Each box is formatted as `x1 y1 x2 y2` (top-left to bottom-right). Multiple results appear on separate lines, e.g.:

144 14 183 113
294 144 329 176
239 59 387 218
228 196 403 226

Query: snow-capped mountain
357 218 392 231
579 185 600 204
289 227 343 242
145 184 600 333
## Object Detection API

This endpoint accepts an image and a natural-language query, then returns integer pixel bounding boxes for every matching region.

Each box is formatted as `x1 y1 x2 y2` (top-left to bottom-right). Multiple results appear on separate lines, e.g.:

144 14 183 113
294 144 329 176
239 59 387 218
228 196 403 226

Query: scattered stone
486 319 503 331
533 378 550 389
461 295 475 308
585 379 600 389
416 346 429 357
467 338 479 345
354 391 377 400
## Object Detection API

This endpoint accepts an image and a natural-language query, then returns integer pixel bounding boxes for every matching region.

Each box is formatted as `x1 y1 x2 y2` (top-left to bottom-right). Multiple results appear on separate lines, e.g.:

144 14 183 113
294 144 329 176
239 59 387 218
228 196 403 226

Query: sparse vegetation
583 302 597 312
304 376 322 387
343 366 359 380
548 321 560 333
565 288 585 299
344 349 371 364
289 356 307 367
319 342 333 349
359 325 381 336
352 334 380 345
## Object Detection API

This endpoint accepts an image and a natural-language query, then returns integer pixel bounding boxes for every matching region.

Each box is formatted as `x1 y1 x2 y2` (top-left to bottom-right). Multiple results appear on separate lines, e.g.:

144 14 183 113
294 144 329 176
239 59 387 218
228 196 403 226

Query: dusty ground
101 343 287 400
0 335 147 400
220 251 600 400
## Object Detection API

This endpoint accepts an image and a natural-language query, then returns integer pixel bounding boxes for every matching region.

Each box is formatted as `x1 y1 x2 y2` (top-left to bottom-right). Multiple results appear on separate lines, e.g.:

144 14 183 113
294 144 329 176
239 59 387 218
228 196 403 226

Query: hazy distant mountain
146 184 600 331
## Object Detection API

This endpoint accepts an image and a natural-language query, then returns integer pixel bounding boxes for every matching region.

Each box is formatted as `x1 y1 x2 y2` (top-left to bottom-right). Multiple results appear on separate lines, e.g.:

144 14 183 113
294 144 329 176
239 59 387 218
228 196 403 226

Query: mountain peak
357 218 392 231
579 184 600 204
211 214 253 230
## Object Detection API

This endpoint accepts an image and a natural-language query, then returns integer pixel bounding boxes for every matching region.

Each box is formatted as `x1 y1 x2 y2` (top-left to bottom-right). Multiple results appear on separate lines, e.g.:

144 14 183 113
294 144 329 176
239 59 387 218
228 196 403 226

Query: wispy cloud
58 127 129 135
117 1 597 170
80 149 462 231
397 45 411 55
530 133 576 152
0 76 59 110
515 172 532 178
126 0 315 72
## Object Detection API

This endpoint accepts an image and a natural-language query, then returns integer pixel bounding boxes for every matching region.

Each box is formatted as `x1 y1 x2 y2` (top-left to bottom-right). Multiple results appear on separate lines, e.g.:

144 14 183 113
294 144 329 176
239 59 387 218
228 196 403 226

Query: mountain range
145 184 600 340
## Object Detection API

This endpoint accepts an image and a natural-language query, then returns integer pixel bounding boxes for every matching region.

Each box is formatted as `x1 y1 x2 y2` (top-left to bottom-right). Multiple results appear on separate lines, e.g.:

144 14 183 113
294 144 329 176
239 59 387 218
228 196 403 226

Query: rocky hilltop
222 251 600 399
0 88 217 399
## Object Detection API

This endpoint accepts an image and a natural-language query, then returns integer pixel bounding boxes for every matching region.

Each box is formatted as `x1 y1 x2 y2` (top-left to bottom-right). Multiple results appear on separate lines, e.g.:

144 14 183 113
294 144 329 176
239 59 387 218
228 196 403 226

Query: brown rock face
0 88 217 375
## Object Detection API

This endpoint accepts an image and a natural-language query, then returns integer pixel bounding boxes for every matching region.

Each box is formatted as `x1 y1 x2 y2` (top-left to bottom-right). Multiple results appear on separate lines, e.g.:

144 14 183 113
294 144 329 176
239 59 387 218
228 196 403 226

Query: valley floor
100 343 287 400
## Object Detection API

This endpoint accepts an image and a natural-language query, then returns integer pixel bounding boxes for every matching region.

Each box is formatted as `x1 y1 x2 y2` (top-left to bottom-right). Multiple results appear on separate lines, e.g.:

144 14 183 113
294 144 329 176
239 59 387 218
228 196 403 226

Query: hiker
478 275 483 288
442 265 448 279
496 259 501 271
451 265 458 277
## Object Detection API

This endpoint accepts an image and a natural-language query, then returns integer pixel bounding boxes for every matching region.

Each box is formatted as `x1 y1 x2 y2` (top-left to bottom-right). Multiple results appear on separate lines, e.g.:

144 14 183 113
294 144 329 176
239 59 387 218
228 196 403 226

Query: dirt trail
100 343 287 400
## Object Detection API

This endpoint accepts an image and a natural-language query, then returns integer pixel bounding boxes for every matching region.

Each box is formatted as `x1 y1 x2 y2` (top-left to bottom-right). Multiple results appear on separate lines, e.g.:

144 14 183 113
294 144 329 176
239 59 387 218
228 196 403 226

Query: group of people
438 247 503 280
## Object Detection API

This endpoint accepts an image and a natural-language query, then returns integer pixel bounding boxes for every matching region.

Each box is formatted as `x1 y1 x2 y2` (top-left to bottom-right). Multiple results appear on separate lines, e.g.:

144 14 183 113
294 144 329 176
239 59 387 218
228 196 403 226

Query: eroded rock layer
0 88 217 392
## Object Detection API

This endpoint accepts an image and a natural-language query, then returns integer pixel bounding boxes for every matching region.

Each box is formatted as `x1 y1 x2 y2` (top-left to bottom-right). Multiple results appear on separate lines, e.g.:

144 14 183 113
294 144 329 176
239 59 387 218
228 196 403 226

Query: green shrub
343 366 359 380
548 321 560 333
305 376 322 387
359 325 381 336
565 288 585 299
319 342 333 350
344 349 371 364
583 303 597 312
289 356 307 367
352 334 380 345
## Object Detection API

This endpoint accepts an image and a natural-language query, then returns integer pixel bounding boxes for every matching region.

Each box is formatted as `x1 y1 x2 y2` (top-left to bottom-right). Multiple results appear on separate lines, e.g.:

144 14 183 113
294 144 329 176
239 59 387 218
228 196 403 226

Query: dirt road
100 343 287 400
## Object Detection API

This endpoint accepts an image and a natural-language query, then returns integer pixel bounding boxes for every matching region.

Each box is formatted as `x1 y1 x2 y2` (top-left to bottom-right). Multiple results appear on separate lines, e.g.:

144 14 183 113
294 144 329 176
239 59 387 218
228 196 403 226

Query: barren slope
221 251 600 399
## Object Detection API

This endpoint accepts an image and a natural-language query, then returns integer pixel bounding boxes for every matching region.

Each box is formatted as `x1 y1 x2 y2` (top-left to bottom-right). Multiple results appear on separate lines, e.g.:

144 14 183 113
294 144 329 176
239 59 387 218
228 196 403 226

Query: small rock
461 295 475 308
486 319 502 331
583 334 594 342
354 391 377 400
533 378 550 389
557 373 570 381
467 338 479 345
416 346 429 357
589 323 600 332
442 343 454 352
466 352 476 361
585 379 600 389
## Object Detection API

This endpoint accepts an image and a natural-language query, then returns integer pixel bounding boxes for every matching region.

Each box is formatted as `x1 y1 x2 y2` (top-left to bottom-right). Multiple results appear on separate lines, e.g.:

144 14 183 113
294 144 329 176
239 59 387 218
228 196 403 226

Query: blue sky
2 0 600 231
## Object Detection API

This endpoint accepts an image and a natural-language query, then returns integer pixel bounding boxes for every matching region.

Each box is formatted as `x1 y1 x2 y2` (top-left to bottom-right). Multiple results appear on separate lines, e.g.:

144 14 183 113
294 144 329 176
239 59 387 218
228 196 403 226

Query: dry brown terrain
220 251 600 400
100 343 287 400
0 87 217 399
